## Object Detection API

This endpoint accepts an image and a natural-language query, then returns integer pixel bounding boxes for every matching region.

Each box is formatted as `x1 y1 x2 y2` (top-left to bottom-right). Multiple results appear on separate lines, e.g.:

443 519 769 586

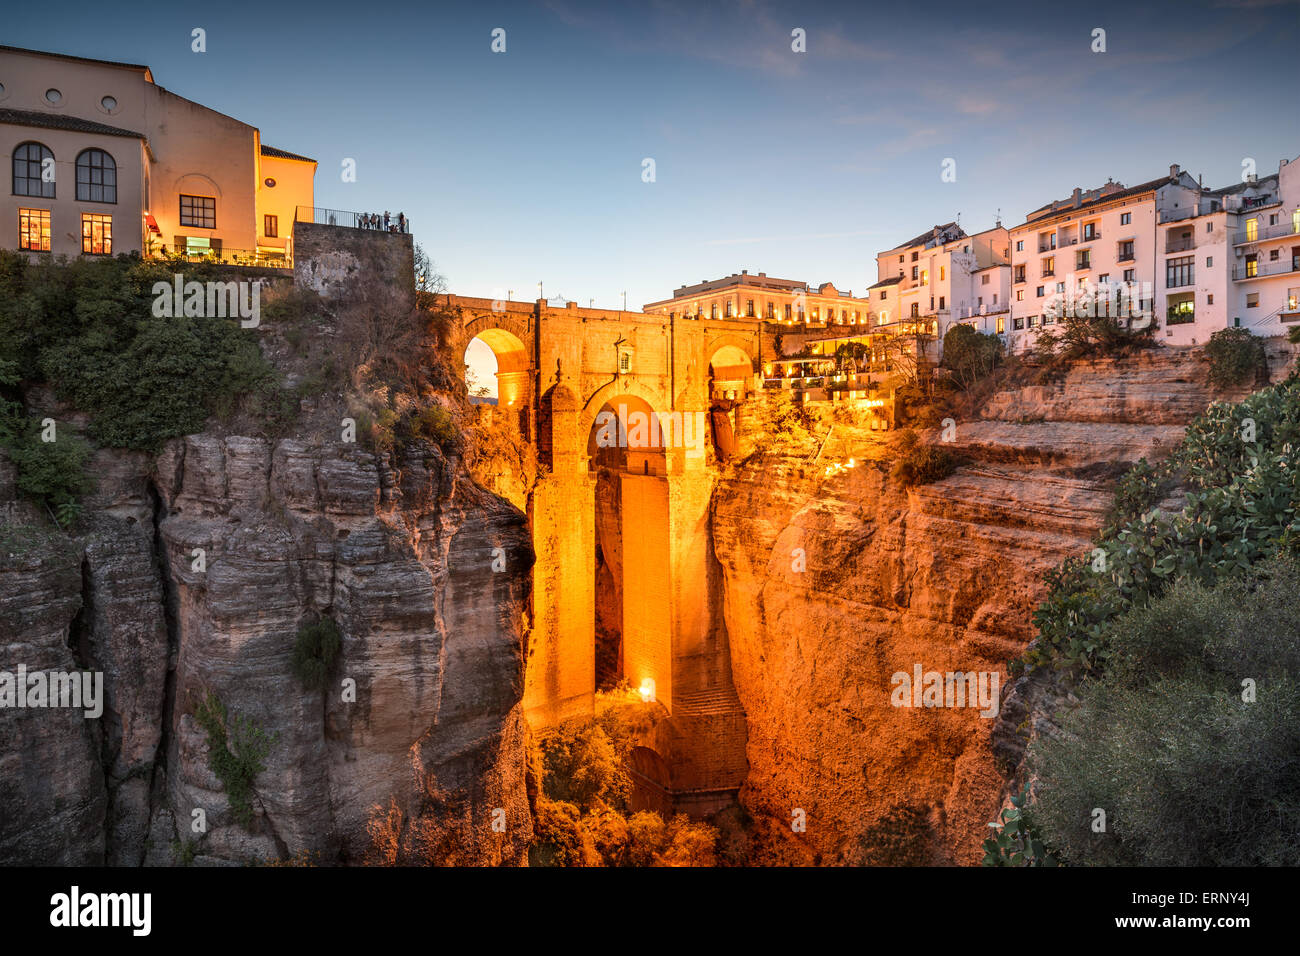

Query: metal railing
295 206 411 233
1233 259 1300 281
1165 236 1196 253
1233 220 1300 245
155 247 292 269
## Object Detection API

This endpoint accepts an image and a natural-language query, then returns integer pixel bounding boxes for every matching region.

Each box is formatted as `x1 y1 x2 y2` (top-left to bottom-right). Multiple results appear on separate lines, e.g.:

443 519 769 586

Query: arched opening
708 343 752 462
463 327 530 437
587 395 671 694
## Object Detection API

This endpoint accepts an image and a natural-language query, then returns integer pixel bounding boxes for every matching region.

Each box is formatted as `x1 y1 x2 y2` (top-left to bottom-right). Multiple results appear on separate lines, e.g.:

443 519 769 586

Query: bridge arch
706 334 757 402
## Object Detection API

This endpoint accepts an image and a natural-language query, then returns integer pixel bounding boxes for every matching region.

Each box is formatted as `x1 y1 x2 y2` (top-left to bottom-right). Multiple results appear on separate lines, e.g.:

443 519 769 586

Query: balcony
1037 242 1056 253
1041 269 1056 278
1118 252 1136 262
295 205 411 233
156 246 292 269
1233 220 1300 246
1080 231 1101 243
1165 235 1196 253
1233 259 1300 281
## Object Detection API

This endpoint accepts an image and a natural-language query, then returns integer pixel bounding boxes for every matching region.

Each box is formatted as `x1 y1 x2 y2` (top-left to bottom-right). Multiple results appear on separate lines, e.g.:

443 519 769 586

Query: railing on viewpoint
295 206 411 233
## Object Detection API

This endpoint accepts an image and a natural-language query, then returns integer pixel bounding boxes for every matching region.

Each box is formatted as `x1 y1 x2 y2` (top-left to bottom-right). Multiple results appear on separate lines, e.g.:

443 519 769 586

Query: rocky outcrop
709 349 1229 865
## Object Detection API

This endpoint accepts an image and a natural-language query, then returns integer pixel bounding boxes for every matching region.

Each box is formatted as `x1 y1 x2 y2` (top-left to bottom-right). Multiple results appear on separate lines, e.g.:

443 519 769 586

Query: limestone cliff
710 349 1237 865
0 273 534 866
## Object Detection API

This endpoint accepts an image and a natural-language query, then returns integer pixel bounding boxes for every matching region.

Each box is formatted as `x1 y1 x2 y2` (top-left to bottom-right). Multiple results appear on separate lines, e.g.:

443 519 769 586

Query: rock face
709 350 1227 865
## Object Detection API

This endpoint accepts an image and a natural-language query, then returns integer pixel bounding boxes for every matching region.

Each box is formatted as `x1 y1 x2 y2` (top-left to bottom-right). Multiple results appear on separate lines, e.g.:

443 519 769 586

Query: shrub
1205 327 1266 389
192 692 274 829
290 616 342 691
537 718 629 813
889 429 956 486
980 785 1059 867
1029 557 1300 865
942 324 1003 389
407 404 459 451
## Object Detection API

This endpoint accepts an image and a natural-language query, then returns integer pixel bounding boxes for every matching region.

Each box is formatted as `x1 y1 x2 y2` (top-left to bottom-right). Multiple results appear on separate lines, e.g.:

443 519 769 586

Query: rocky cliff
1 279 534 866
710 349 1245 865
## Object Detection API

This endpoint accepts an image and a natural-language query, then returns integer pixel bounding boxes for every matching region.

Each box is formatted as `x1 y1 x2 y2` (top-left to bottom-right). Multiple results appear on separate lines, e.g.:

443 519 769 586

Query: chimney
741 269 748 275
1170 164 1181 179
1072 187 1082 208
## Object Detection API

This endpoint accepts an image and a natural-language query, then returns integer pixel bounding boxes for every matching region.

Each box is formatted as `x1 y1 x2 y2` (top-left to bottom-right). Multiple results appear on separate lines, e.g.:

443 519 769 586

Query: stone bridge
444 294 769 814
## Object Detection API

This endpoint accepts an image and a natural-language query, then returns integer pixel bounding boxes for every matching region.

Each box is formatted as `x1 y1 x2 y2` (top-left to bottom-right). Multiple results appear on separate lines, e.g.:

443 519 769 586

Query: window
1014 265 1025 283
981 273 990 285
911 266 918 280
1083 223 1099 240
264 214 278 238
13 142 55 198
1207 221 1213 232
993 293 998 304
619 351 631 373
880 310 889 324
1043 313 1055 326
1288 287 1300 312
1015 240 1024 252
726 300 735 317
180 194 216 229
996 316 1005 333
1167 294 1194 325
1246 218 1258 241
1270 249 1281 261
81 213 111 254
910 303 919 318
75 149 116 203
1206 256 1213 268
880 290 888 300
711 304 719 319
1207 294 1214 305
938 296 945 310
1042 256 1055 276
977 296 983 307
1166 255 1194 288
1120 212 1131 226
921 269 928 284
1099 273 1109 284
1245 255 1258 278
1118 240 1134 261
939 266 945 280
18 208 51 251
811 307 819 321
1016 289 1024 302
1035 285 1044 297
1270 214 1279 226
1247 293 1259 308
1013 316 1025 330
911 251 918 262
1028 315 1038 327
1123 268 1136 283
1077 250 1091 269
784 303 791 321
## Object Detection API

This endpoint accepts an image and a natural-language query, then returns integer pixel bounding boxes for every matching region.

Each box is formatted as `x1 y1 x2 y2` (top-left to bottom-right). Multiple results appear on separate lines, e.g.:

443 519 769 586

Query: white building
1007 165 1202 352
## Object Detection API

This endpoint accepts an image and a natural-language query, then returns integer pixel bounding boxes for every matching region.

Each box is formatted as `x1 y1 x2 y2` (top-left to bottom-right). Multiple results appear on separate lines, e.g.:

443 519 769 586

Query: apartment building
643 271 873 327
1 45 315 264
1006 165 1205 352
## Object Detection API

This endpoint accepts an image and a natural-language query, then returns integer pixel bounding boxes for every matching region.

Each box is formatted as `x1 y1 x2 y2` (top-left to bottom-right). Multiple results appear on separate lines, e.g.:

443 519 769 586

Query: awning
144 214 161 235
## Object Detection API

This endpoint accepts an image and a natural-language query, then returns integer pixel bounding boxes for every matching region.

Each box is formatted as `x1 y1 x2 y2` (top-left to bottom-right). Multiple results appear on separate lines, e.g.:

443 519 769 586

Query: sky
8 0 1299 391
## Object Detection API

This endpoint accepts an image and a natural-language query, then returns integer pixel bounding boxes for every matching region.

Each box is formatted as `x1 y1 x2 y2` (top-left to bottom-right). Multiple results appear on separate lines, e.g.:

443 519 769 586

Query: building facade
643 271 874 328
1 45 315 264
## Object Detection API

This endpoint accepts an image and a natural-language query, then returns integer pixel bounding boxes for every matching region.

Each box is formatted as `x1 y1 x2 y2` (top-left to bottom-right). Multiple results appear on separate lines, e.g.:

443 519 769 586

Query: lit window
264 214 278 238
18 208 51 251
81 213 112 254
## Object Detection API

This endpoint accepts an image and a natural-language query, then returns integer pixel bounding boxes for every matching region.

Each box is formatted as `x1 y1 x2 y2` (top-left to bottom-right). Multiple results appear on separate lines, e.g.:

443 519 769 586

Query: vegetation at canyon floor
1006 372 1300 866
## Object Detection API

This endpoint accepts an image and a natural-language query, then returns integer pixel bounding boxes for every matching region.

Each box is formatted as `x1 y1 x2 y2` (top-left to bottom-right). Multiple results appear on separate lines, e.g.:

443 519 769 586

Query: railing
295 205 411 233
1080 231 1101 242
156 247 292 269
1038 243 1055 253
1233 220 1300 245
1165 236 1196 253
1041 269 1055 277
1233 259 1300 281
1118 252 1136 262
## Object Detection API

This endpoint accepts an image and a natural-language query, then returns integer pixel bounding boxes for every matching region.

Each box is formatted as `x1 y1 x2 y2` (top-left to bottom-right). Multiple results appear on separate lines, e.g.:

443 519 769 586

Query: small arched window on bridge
619 351 632 374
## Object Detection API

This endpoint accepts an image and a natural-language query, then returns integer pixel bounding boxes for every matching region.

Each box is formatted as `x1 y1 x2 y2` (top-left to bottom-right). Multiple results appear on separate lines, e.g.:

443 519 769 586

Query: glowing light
638 678 656 703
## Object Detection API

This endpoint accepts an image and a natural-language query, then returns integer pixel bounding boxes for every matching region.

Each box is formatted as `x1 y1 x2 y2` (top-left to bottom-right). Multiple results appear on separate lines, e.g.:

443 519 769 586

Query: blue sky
9 0 1299 310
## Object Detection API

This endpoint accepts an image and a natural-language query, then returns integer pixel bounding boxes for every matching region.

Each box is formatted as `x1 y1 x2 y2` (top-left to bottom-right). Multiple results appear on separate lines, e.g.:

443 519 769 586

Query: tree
413 243 446 295
941 324 1002 389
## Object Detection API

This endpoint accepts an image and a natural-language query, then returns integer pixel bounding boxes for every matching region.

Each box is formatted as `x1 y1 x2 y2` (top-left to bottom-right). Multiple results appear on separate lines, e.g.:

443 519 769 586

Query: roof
0 44 151 77
0 106 145 140
260 144 316 163
886 221 965 252
868 276 905 290
1022 175 1174 226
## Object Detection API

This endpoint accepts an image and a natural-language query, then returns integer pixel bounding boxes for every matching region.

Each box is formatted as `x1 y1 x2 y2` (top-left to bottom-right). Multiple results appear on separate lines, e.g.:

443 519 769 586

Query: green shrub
889 429 956 486
942 324 1003 389
192 692 274 829
981 785 1059 866
407 404 459 451
1029 557 1300 865
290 617 342 691
1205 327 1266 389
537 718 629 813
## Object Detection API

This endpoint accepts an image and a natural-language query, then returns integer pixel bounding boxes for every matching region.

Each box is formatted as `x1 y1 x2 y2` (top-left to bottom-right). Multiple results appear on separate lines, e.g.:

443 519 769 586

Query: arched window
76 149 116 203
13 142 55 198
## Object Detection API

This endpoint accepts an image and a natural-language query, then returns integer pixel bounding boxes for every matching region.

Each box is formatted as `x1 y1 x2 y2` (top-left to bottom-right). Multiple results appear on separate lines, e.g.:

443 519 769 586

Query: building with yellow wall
644 270 874 328
0 45 314 265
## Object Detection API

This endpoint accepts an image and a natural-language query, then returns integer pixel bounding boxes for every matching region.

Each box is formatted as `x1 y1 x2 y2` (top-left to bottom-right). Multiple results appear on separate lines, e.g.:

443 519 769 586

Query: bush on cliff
942 324 1002 389
192 692 275 830
0 358 92 527
290 616 343 691
888 429 956 486
1029 557 1300 865
1204 327 1267 390
0 252 284 453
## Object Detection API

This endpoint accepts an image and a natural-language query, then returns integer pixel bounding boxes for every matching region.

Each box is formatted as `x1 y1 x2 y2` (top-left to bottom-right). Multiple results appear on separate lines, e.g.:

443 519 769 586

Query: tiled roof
1022 175 1174 226
0 106 144 139
886 221 965 252
868 276 905 289
260 144 315 163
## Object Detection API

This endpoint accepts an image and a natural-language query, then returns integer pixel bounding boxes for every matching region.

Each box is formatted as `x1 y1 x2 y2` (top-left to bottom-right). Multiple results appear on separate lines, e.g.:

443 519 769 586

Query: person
398 212 406 233
383 211 390 231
